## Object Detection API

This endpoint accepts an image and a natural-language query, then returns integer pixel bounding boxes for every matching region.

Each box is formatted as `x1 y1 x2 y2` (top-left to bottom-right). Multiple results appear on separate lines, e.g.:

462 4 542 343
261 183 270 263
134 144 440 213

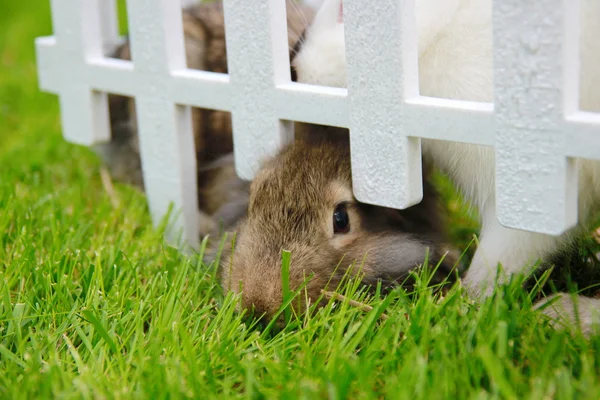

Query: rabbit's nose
243 301 289 329
242 309 269 329
243 311 287 334
241 294 279 322
244 302 268 321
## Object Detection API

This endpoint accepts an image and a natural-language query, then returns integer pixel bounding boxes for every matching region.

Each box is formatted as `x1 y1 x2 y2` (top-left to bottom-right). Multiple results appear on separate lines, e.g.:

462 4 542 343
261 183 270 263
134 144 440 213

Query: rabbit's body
222 138 457 320
293 0 600 330
98 1 316 235
101 2 232 189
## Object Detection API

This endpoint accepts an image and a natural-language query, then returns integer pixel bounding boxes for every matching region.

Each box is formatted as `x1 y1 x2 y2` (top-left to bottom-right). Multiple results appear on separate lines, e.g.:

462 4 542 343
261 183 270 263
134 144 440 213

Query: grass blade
79 309 118 354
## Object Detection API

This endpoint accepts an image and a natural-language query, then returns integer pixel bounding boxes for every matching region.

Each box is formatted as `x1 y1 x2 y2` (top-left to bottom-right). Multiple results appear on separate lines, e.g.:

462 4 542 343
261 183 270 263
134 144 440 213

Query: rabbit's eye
333 204 350 234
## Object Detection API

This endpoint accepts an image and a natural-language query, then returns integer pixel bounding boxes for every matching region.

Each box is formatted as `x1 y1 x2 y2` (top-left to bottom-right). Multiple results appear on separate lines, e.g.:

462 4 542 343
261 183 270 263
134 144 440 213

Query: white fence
36 0 600 249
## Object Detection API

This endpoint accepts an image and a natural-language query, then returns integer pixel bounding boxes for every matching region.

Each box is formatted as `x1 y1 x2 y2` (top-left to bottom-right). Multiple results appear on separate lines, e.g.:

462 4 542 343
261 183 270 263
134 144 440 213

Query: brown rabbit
219 137 458 321
99 2 457 313
95 1 316 229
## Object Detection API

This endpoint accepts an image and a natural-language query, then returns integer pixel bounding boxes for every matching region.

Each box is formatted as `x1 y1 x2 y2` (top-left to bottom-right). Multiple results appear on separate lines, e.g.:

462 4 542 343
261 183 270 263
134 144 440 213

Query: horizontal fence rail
36 0 600 247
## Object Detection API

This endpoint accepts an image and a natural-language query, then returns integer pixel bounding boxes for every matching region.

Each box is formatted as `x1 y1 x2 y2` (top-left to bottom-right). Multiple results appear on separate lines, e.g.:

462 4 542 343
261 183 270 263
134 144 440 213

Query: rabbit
98 0 316 189
292 0 600 332
219 136 459 321
95 1 316 236
98 1 458 318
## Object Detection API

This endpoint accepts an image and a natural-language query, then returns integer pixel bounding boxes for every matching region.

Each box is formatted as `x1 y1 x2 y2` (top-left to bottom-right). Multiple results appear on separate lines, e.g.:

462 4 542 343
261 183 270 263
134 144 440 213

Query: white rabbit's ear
310 0 343 34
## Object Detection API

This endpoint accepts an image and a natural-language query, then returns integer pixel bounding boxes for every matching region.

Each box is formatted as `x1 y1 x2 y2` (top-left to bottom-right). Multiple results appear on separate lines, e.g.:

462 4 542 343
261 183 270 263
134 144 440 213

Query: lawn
1 1 600 399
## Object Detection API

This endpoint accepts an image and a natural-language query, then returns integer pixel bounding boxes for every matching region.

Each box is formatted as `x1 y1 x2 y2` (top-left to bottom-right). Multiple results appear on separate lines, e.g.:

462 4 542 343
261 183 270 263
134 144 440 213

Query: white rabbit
292 0 600 332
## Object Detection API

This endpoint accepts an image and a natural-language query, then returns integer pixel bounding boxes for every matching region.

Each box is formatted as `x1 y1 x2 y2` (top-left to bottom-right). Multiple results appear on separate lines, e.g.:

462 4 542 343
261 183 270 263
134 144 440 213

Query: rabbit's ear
310 0 343 34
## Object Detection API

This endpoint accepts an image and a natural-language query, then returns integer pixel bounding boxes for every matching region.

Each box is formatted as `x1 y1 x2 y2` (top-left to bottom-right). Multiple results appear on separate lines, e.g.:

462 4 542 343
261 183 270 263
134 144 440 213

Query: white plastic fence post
126 0 199 247
493 0 579 235
223 0 294 181
344 0 424 209
40 0 111 145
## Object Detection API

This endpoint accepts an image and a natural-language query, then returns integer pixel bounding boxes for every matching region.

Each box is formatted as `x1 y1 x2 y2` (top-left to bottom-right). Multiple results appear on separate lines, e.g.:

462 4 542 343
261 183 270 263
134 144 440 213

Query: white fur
293 0 600 329
302 0 327 11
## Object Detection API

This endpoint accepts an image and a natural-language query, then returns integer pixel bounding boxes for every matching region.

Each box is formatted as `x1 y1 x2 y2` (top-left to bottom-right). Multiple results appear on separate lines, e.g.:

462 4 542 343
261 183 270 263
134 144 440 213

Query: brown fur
220 139 457 321
95 1 316 212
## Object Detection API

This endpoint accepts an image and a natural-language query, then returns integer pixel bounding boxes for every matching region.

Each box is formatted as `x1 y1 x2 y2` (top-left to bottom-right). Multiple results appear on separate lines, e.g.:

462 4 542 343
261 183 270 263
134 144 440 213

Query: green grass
2 1 600 398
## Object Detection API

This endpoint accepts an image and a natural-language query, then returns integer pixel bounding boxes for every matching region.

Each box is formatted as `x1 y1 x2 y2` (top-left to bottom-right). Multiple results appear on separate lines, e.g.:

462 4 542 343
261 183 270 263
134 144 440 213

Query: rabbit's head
220 139 456 321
